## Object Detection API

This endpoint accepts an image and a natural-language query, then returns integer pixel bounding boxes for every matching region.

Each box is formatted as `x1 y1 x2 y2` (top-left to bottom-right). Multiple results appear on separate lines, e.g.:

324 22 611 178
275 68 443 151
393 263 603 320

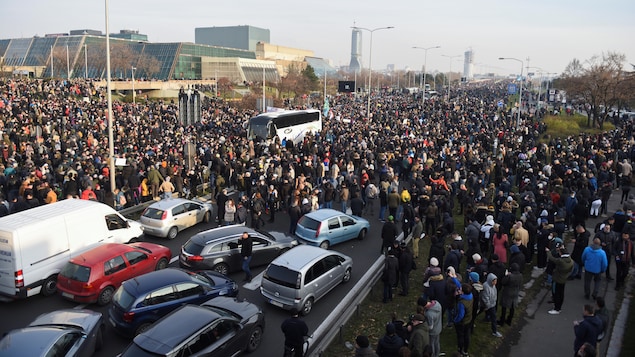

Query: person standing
398 243 414 296
491 224 509 264
353 335 378 357
375 323 405 357
613 231 634 290
235 197 248 226
223 199 236 226
411 216 424 259
158 176 175 199
594 223 615 280
281 309 309 357
382 249 399 304
288 198 302 235
423 299 443 357
408 314 430 357
498 263 523 326
547 244 574 314
570 225 590 280
581 238 608 300
453 282 474 357
381 216 398 255
481 273 503 338
573 305 603 356
147 166 163 200
238 232 253 282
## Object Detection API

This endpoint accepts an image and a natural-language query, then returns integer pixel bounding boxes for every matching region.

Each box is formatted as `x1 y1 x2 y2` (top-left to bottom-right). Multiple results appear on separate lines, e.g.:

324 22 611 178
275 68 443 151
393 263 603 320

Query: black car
179 226 298 275
119 297 264 357
0 309 104 357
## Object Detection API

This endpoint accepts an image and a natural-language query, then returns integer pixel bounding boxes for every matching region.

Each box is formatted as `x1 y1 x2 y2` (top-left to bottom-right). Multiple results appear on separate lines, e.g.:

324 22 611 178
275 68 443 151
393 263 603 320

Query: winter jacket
547 251 574 284
453 291 474 325
500 270 523 308
424 300 443 336
355 347 379 357
481 273 498 309
426 276 448 309
573 315 603 352
376 333 405 357
572 230 591 264
408 322 430 357
581 243 608 274
444 249 462 272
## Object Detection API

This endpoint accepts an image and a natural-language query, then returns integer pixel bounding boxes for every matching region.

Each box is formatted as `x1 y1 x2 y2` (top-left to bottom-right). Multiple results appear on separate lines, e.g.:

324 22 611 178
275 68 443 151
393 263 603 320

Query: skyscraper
349 28 362 73
463 48 474 81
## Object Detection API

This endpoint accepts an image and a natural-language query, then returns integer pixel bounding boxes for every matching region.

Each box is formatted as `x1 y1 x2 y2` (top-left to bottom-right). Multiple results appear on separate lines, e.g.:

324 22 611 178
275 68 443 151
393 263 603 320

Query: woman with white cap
480 215 495 256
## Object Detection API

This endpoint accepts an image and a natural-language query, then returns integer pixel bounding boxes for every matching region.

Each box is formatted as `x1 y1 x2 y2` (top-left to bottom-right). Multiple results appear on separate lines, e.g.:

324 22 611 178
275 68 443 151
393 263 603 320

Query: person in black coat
509 244 526 274
376 323 405 357
350 192 364 217
398 243 414 296
444 242 462 272
429 234 446 268
381 216 398 255
281 309 309 357
570 225 590 279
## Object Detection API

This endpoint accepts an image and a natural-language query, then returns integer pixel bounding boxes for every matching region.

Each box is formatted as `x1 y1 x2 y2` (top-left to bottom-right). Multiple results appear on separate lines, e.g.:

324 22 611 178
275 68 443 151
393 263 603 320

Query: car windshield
189 271 213 286
265 264 301 289
112 286 136 310
183 240 205 255
297 216 320 230
59 262 91 282
142 207 165 219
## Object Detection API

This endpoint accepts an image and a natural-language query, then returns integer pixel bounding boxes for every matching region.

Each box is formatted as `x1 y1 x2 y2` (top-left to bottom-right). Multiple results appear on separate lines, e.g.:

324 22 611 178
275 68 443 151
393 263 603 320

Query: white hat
430 257 439 267
600 224 606 230
485 215 494 224
507 196 513 202
302 198 309 204
472 253 482 262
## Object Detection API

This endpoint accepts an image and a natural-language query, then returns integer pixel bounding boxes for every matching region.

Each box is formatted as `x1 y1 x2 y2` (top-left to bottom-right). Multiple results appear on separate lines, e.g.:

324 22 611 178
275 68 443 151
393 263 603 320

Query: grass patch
323 209 548 357
542 114 615 142
618 292 635 357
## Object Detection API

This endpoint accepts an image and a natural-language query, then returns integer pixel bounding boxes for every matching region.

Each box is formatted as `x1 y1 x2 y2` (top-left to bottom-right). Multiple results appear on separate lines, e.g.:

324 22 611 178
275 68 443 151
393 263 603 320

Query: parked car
0 309 104 357
140 198 213 239
108 268 238 337
118 297 264 357
179 225 298 275
260 245 352 315
57 242 172 305
294 208 369 249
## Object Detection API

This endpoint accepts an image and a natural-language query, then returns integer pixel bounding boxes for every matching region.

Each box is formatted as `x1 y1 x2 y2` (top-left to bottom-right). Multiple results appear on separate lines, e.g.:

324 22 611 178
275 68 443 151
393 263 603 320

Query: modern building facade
349 28 362 73
463 48 474 81
195 25 269 52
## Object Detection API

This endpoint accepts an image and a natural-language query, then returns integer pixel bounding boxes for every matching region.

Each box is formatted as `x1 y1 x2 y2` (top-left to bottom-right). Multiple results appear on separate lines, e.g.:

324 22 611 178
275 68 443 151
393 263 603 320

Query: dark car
179 226 298 275
0 309 104 357
119 297 264 357
108 268 238 337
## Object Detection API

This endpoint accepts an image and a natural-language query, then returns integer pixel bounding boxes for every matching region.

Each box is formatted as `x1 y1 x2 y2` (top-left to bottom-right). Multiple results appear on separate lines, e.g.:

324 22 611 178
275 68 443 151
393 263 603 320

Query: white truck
0 199 143 299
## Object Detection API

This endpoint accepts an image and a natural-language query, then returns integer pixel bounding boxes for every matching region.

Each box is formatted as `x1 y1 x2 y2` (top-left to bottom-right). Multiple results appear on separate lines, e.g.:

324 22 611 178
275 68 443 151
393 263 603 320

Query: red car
57 242 172 305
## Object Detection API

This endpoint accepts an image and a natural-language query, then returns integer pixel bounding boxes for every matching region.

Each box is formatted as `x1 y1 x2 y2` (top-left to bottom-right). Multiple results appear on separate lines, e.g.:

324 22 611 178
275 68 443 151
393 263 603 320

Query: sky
2 0 634 77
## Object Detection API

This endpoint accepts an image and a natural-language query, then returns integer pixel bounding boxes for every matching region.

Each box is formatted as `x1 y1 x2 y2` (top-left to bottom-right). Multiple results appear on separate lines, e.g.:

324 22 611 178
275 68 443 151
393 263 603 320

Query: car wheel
246 326 263 352
319 240 330 250
97 286 115 306
95 326 104 351
214 263 229 276
40 275 57 296
203 211 211 223
343 268 352 283
167 226 178 240
155 257 168 270
301 298 313 316
357 228 367 240
135 323 152 336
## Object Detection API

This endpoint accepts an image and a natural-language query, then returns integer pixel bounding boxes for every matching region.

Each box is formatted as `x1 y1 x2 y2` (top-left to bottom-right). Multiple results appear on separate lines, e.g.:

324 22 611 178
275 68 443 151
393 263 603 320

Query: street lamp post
105 0 115 193
441 54 461 101
413 45 440 105
499 57 525 127
84 44 88 78
352 26 394 120
131 66 136 104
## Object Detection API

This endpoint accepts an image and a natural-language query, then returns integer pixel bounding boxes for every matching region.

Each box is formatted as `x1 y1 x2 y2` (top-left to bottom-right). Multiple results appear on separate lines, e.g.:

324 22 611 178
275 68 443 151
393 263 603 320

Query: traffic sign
507 83 517 94
497 100 504 108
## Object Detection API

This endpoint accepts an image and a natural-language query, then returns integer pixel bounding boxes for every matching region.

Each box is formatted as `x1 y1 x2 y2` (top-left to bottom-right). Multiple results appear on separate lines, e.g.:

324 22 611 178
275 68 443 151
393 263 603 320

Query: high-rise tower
464 48 474 81
349 27 362 73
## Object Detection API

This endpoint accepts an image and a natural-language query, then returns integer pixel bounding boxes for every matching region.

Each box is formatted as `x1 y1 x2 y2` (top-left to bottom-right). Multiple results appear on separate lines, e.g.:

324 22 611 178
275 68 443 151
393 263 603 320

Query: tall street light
84 44 88 78
105 0 116 193
131 66 136 104
499 57 524 127
413 45 440 105
441 54 461 101
352 26 394 120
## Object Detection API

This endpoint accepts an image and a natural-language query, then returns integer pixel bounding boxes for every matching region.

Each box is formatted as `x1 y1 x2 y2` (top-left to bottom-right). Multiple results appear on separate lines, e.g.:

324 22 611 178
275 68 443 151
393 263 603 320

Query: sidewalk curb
606 267 635 357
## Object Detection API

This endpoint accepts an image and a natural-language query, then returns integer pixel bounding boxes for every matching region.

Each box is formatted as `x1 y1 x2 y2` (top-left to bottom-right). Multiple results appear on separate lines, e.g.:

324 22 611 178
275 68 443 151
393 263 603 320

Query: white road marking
242 272 264 290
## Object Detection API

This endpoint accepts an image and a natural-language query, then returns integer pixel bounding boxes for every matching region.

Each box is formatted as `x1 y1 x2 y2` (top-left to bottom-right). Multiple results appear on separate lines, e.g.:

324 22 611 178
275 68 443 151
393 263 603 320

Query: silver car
0 309 104 357
140 198 213 239
260 245 352 315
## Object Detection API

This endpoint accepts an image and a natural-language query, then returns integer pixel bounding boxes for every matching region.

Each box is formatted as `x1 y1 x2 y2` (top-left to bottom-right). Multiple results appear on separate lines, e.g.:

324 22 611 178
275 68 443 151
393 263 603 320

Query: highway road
0 199 388 356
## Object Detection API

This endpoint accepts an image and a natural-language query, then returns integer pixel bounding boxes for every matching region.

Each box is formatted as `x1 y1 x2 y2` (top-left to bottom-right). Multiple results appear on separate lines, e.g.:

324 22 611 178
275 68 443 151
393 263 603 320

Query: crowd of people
1 77 635 357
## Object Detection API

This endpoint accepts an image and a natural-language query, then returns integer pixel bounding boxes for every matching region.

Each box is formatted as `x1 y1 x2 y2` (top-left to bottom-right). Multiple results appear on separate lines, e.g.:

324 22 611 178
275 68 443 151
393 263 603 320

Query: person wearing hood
481 273 502 337
581 238 608 299
467 272 483 334
375 322 405 357
547 244 574 314
509 243 526 274
573 304 604 355
498 263 523 326
452 282 474 357
423 299 443 357
480 215 495 255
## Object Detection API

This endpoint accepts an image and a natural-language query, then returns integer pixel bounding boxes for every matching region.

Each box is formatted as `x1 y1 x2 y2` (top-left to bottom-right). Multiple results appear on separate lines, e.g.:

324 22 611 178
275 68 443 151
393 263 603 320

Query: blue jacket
581 243 608 274
582 244 608 274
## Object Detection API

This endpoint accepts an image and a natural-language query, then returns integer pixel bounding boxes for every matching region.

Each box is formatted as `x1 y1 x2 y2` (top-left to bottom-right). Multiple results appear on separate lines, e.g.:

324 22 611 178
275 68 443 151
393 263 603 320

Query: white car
140 198 213 239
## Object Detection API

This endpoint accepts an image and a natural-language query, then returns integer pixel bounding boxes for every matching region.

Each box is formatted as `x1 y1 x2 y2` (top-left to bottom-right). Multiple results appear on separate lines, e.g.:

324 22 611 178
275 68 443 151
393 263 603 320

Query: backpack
366 184 379 199
479 225 494 243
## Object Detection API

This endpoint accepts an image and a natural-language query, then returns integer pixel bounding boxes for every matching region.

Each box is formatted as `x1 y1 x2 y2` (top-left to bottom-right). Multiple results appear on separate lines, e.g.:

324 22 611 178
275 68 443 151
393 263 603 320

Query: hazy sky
2 0 634 76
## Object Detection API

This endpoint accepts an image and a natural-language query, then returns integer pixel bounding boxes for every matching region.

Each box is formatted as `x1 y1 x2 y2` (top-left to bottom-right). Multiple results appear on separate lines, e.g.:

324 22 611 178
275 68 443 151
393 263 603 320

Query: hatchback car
260 245 352 315
295 208 370 249
0 309 104 357
140 198 213 239
119 297 264 357
179 226 298 275
57 242 172 305
108 268 238 337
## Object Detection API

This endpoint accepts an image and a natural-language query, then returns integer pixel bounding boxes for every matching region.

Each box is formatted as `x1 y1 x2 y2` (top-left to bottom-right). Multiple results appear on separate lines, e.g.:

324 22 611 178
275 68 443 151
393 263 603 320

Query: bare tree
136 53 161 79
560 52 627 128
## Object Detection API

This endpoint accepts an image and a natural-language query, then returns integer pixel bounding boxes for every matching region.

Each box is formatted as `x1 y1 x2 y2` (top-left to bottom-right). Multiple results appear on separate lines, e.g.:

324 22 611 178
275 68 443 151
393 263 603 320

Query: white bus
246 109 322 145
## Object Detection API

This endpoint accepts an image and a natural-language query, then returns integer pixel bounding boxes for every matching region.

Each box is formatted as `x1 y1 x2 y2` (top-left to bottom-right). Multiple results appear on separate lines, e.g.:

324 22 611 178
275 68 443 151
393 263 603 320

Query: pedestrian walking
581 238 608 300
238 232 253 282
547 243 574 314
613 231 634 290
281 309 309 357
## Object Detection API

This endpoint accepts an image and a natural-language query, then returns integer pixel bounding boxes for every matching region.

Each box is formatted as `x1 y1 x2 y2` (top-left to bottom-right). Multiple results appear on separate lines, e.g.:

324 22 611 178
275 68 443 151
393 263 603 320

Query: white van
0 199 143 299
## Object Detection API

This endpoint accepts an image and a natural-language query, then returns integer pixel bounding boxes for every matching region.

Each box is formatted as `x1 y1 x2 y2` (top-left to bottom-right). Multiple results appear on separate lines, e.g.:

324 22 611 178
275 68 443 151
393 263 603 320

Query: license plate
61 292 74 299
109 317 116 327
269 299 283 308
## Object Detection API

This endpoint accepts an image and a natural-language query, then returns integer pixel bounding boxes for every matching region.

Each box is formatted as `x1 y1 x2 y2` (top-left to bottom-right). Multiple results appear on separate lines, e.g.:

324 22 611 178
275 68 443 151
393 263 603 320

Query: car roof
122 268 190 296
30 309 100 331
69 243 139 265
189 225 256 244
270 245 341 271
146 198 201 210
134 305 221 355
1 327 71 356
302 208 346 221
